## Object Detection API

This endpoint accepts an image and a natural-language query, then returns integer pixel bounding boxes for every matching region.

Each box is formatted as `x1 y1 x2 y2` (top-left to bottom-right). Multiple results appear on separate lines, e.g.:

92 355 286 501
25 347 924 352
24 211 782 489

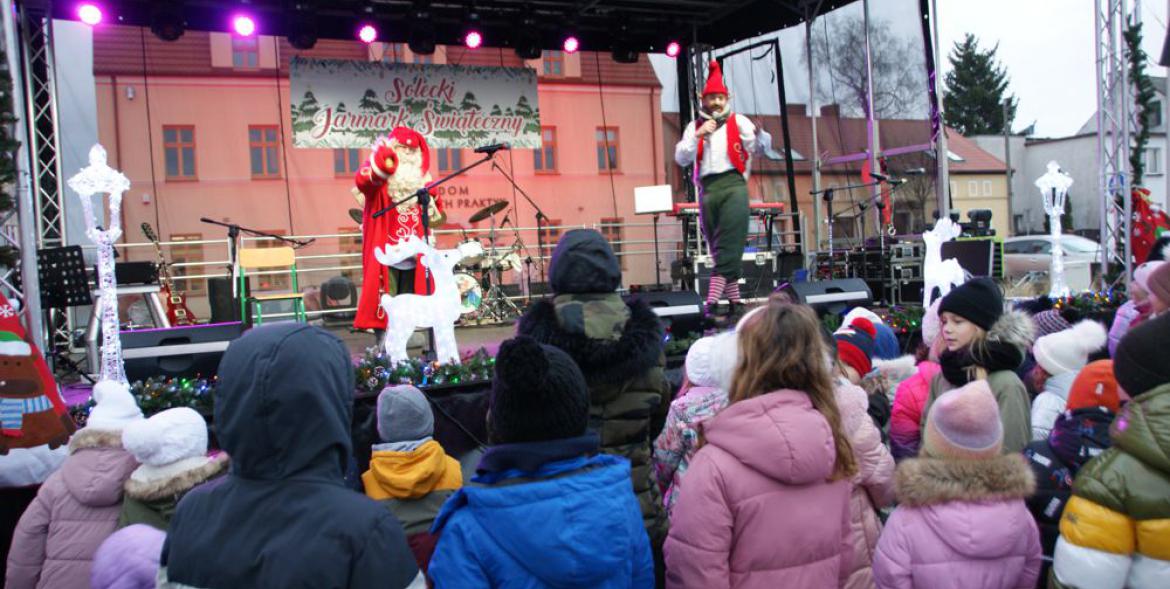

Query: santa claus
352 127 446 331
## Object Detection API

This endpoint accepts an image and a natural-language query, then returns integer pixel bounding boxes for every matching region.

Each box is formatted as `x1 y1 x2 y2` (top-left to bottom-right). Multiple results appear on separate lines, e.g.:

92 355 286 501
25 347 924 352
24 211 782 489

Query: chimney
786 103 807 117
820 104 840 118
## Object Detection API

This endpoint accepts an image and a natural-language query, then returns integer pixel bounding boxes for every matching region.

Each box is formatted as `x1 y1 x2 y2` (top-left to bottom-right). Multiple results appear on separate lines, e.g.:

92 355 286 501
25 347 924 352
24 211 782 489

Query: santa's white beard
387 146 433 210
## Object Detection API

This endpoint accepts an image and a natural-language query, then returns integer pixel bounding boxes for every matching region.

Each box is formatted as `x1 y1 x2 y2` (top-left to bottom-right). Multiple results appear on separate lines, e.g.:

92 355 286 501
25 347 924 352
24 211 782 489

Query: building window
413 51 433 65
534 127 557 173
163 126 196 180
538 218 563 256
437 148 462 173
599 217 625 270
338 228 363 282
232 36 259 68
596 127 619 172
1150 101 1163 127
249 126 281 179
253 231 290 291
542 50 564 76
169 233 205 294
982 180 992 196
949 181 957 197
334 149 362 177
967 180 978 195
1146 147 1163 175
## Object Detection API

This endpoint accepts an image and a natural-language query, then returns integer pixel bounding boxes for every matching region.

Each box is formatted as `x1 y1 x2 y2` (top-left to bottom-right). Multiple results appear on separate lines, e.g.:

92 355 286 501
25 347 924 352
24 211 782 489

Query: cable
139 28 162 234
593 53 619 218
272 37 296 234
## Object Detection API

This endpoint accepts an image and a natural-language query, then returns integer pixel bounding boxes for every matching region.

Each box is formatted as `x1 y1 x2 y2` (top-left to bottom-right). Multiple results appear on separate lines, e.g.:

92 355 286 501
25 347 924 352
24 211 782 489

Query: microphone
474 143 510 154
904 167 927 176
871 171 907 185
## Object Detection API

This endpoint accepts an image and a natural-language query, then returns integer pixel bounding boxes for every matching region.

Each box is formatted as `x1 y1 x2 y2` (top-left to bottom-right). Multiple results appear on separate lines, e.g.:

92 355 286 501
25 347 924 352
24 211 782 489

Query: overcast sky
938 0 1168 138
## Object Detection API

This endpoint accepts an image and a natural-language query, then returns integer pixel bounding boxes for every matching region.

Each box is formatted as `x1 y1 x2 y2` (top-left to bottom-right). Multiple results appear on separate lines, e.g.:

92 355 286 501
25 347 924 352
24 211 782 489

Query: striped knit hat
836 317 877 376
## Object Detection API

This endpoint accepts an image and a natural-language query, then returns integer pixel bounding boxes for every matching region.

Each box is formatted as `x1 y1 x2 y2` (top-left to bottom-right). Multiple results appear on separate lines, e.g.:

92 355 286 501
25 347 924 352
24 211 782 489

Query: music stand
634 185 675 287
37 246 92 309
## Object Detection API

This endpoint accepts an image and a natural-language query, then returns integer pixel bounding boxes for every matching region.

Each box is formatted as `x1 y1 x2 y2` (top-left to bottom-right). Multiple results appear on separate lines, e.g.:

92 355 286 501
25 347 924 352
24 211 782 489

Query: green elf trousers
699 171 749 281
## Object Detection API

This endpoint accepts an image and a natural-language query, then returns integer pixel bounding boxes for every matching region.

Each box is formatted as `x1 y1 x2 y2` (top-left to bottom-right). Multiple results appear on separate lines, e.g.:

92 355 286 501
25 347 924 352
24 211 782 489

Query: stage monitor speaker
122 322 244 382
624 290 704 340
942 239 996 278
208 277 246 324
782 279 872 316
101 261 158 286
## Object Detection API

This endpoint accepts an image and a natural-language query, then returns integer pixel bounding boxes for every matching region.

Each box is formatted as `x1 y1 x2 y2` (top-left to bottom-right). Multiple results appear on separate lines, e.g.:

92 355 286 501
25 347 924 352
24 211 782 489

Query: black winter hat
549 229 621 294
1113 312 1170 397
489 336 590 444
938 277 1004 331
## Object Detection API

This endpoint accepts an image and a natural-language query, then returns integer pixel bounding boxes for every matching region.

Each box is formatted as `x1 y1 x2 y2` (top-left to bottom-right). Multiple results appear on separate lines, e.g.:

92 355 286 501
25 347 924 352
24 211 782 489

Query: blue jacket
428 438 653 588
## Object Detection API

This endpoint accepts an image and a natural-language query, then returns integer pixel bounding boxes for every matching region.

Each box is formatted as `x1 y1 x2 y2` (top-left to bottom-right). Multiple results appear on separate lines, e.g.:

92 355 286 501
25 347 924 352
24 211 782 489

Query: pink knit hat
1147 262 1170 309
922 380 1003 460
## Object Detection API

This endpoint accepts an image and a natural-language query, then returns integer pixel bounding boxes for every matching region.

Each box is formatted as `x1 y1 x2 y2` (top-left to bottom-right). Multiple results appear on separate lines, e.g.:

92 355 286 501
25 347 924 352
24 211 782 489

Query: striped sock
725 281 742 303
707 275 727 306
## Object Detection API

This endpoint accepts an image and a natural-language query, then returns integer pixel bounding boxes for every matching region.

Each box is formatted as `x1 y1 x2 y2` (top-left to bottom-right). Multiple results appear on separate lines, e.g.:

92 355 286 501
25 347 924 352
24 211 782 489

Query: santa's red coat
351 165 445 331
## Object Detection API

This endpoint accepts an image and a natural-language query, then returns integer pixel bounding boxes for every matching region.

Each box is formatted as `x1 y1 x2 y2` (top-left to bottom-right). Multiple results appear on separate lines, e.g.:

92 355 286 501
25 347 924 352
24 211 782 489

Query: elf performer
674 60 758 315
352 127 446 332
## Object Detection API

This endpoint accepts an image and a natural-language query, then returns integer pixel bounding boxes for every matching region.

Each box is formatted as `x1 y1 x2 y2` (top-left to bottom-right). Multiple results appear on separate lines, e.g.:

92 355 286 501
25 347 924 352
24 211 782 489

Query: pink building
92 26 665 318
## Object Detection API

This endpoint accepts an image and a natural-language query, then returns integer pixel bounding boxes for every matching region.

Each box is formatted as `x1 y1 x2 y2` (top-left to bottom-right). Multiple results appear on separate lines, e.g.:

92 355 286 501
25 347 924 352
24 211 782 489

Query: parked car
1003 235 1100 290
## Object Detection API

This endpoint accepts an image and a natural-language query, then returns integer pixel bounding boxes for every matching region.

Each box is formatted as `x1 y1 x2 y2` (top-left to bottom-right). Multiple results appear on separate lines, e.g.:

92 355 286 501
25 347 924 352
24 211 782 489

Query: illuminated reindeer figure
922 216 968 310
374 236 470 365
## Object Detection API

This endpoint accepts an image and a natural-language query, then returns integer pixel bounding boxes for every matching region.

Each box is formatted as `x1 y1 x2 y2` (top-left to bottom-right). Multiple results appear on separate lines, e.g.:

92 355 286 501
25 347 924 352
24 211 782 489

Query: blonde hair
729 302 857 480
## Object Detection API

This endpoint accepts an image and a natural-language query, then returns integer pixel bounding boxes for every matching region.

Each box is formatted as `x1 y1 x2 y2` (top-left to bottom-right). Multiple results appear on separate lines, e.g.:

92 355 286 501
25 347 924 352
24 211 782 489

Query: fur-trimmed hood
516 297 664 390
124 453 229 502
986 310 1035 354
61 428 138 507
68 428 125 453
895 454 1035 507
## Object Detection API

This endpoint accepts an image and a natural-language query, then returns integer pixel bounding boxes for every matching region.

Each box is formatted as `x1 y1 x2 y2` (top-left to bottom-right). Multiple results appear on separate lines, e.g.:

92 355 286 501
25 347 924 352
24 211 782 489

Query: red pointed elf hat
702 60 729 97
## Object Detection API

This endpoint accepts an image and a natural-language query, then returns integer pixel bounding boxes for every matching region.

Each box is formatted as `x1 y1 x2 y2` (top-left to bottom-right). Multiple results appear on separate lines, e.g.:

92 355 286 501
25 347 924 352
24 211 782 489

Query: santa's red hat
383 127 430 172
701 60 729 97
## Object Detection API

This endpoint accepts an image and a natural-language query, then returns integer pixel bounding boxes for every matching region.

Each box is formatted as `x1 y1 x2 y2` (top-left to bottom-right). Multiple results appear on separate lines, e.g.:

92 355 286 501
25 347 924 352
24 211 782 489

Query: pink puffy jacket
664 389 852 589
836 381 895 589
889 362 940 461
5 429 138 589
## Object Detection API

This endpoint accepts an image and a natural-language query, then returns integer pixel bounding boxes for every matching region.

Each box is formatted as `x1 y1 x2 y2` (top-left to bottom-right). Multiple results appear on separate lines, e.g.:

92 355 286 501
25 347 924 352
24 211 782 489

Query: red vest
695 113 746 175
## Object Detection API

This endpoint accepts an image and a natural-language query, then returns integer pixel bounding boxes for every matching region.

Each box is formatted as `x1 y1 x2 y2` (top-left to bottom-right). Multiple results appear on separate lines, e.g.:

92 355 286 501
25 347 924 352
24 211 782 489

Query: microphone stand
490 160 549 289
369 148 502 294
200 218 314 298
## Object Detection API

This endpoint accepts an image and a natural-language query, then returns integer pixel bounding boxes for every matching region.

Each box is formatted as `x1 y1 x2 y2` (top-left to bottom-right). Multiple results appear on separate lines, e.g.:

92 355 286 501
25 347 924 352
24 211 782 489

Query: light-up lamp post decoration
68 145 130 385
1035 161 1074 298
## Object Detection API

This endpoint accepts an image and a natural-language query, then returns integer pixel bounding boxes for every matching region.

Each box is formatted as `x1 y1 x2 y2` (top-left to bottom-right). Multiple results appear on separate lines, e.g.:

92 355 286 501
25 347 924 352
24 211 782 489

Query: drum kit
453 201 532 323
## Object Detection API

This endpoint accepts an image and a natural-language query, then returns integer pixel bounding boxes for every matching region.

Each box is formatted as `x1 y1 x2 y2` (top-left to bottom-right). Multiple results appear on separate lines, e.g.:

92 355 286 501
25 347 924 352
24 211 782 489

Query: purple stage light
562 35 579 54
465 30 483 49
666 41 681 58
77 3 103 26
358 24 378 44
232 14 256 37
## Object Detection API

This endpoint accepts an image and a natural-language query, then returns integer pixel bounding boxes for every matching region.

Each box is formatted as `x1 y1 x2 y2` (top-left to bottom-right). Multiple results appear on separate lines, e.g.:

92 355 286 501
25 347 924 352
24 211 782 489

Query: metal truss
1094 0 1133 283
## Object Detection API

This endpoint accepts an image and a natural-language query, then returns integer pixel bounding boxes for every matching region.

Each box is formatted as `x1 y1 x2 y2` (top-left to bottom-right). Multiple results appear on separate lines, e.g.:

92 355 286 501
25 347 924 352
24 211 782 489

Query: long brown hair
729 302 858 480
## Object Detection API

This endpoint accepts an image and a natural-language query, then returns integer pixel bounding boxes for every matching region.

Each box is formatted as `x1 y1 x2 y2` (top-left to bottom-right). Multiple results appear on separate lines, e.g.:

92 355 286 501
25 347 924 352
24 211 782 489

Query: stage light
77 3 103 26
232 14 256 37
465 30 483 49
514 16 541 60
665 41 681 58
408 1 435 55
358 24 378 44
562 35 579 54
151 3 186 41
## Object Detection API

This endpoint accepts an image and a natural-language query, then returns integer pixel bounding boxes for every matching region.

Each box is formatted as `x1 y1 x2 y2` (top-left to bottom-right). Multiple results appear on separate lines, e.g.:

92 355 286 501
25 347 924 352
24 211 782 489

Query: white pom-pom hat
121 407 208 478
1033 320 1108 376
86 380 144 431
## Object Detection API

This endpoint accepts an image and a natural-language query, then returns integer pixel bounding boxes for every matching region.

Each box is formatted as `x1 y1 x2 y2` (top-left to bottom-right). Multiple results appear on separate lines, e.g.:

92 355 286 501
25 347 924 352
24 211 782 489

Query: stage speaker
624 290 704 340
693 252 793 300
208 277 245 324
122 322 245 382
782 279 872 316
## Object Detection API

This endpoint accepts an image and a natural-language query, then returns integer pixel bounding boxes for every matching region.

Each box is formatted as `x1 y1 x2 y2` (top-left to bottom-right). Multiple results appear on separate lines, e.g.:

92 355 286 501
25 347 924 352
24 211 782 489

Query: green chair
238 246 306 325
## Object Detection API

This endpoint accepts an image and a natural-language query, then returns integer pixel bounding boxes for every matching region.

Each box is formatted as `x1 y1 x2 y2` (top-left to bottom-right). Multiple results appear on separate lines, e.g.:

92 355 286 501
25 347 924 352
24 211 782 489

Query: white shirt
674 113 758 177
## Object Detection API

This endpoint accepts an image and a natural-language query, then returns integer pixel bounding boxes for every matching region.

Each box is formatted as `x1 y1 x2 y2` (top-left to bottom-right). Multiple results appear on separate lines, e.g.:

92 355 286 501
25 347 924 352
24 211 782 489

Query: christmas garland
70 377 216 428
0 39 20 267
1051 289 1126 325
880 306 925 335
354 346 496 394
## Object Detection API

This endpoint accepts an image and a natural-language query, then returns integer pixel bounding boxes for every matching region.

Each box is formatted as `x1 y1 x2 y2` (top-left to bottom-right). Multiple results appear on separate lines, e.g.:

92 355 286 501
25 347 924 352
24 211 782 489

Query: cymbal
468 201 509 223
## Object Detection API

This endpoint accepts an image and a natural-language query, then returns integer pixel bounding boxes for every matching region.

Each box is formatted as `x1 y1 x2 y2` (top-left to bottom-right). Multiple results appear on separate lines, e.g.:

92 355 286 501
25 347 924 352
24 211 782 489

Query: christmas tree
943 34 1018 136
0 38 19 267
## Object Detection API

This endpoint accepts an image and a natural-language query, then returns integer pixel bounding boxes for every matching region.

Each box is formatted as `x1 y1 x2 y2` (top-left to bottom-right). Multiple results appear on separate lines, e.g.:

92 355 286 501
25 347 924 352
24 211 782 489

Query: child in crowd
517 229 671 580
922 278 1034 453
118 407 228 530
1029 320 1108 440
157 324 422 589
428 336 653 588
90 524 165 589
664 302 856 588
1019 306 1078 398
890 299 943 461
874 380 1041 589
1023 359 1118 587
1145 261 1170 316
1052 313 1170 588
654 331 737 515
1108 260 1162 356
835 316 895 436
6 381 143 589
362 384 462 573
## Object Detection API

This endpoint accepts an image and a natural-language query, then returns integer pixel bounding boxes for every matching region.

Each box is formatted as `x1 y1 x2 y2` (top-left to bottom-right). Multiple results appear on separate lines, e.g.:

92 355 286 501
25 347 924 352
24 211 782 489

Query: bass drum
454 272 483 315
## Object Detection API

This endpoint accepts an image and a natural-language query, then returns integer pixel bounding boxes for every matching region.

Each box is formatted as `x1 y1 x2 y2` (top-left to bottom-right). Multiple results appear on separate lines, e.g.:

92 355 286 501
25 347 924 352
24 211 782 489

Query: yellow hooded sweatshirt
362 440 463 500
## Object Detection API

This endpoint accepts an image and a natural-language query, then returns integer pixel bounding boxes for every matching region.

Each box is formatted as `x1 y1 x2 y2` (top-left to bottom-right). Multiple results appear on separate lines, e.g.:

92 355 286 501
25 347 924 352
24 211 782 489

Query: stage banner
289 57 540 149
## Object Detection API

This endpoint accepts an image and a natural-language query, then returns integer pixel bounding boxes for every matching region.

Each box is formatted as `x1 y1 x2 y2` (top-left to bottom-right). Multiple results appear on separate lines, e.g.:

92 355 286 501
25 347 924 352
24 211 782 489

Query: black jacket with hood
158 324 421 589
